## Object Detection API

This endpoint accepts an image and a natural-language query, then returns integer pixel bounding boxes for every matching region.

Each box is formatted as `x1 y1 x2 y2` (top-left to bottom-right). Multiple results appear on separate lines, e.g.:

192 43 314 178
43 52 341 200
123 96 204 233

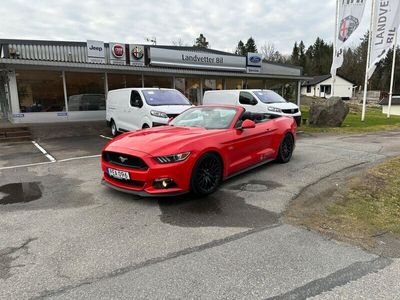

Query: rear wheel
111 120 118 137
276 133 294 163
190 153 222 195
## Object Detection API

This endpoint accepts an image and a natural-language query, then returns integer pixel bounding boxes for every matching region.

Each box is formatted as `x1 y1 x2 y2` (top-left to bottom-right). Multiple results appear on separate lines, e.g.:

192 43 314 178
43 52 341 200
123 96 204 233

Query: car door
225 117 277 175
122 90 144 131
238 91 265 113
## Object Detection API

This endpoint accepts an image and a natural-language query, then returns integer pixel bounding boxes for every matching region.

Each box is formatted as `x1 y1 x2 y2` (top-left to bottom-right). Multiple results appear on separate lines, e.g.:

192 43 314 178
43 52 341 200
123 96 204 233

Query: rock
308 97 349 127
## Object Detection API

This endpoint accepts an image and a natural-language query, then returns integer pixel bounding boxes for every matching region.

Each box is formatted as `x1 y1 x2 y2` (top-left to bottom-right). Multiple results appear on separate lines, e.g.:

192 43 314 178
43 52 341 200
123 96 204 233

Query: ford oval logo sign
249 56 261 64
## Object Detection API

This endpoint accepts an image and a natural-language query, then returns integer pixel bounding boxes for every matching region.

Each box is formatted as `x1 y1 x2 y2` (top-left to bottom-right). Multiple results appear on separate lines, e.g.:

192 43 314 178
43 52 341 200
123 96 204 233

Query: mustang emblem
119 156 128 163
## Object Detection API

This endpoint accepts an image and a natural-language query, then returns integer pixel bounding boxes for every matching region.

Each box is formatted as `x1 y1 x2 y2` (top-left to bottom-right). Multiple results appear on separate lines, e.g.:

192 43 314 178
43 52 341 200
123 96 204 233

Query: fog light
153 178 177 189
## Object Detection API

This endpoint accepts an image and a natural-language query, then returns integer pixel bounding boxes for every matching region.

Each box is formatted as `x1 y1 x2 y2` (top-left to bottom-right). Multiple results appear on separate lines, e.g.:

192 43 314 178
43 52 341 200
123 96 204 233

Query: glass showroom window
144 76 172 89
225 78 243 90
203 78 223 93
266 79 297 103
65 72 106 111
16 70 64 113
107 73 142 91
175 78 201 105
245 79 264 89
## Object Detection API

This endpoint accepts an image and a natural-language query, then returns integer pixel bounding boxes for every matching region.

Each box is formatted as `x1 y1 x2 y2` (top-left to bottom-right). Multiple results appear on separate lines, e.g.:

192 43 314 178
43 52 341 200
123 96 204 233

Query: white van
203 89 301 125
106 88 192 136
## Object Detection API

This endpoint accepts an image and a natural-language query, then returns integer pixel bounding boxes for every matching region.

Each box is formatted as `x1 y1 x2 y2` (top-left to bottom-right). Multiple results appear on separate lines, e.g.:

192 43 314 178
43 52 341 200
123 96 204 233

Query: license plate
108 168 130 180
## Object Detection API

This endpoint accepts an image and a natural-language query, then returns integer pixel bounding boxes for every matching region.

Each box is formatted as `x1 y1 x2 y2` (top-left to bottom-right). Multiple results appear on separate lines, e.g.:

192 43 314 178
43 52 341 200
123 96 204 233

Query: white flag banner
331 0 367 77
367 0 400 79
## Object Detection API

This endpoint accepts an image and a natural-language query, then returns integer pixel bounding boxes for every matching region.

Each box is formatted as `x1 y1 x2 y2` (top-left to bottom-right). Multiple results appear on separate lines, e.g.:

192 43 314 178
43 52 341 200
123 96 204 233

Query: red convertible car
101 105 296 196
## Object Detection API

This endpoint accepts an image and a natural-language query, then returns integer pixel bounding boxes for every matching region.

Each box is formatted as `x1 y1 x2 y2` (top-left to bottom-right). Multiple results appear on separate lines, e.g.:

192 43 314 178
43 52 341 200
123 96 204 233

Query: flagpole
361 0 376 122
332 0 340 97
387 30 398 118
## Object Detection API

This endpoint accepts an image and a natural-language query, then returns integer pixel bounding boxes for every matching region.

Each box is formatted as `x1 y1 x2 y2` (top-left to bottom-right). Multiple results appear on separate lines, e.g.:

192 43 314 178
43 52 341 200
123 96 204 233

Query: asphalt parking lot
1 131 400 299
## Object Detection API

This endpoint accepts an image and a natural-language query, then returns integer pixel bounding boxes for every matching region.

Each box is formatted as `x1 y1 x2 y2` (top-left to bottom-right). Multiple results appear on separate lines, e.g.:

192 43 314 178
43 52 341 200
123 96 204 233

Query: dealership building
0 39 307 124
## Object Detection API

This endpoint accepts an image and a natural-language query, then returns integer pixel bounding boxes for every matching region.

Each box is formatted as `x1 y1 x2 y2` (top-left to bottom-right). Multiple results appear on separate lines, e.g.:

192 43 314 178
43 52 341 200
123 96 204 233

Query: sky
0 0 375 55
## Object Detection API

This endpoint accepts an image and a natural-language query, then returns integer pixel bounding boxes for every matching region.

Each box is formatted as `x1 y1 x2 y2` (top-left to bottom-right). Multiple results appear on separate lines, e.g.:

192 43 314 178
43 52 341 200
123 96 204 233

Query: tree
235 40 246 55
299 41 307 70
291 42 300 65
244 37 257 54
194 34 209 48
260 42 287 63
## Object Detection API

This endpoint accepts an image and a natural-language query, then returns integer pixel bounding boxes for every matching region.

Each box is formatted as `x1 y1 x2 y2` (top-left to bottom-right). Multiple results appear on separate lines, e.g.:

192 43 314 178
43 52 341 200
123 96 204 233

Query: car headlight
154 152 191 164
268 107 282 113
151 110 168 118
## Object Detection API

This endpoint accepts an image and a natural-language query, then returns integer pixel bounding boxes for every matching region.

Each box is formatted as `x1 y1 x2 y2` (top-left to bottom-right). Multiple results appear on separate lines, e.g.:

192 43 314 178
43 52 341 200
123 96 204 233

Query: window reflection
65 72 105 111
16 70 65 113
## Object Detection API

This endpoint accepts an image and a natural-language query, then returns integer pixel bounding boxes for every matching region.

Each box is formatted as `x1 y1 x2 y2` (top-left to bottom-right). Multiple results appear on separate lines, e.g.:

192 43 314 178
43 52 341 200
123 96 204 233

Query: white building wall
301 76 353 98
301 86 316 97
382 105 400 116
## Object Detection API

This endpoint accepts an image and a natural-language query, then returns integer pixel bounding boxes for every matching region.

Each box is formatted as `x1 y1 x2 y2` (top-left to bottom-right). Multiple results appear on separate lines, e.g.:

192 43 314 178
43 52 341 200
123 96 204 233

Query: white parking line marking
0 161 53 171
32 141 57 162
0 154 101 171
58 154 101 162
100 135 112 140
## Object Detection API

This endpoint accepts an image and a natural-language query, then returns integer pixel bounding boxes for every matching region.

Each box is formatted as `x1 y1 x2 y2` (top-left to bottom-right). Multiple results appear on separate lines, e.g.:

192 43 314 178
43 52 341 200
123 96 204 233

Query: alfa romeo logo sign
339 15 360 42
112 44 124 58
132 47 144 60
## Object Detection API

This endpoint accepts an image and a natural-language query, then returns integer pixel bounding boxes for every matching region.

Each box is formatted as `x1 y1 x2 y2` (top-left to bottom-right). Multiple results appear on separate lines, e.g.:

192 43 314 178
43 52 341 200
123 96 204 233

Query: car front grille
282 108 299 114
102 151 148 170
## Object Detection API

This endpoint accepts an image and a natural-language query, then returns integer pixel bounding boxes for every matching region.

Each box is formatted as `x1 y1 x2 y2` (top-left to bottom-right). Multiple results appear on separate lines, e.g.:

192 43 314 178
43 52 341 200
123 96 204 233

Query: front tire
276 133 294 163
111 120 118 137
190 153 222 195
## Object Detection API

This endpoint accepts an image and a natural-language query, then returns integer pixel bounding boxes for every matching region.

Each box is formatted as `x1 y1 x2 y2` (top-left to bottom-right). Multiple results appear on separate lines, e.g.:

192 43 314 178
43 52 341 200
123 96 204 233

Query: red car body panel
101 105 296 196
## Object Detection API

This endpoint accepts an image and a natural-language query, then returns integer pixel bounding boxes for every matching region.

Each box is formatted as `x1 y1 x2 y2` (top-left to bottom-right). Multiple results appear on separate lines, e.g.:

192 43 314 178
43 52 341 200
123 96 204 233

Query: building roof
0 38 309 79
302 74 355 87
379 95 400 105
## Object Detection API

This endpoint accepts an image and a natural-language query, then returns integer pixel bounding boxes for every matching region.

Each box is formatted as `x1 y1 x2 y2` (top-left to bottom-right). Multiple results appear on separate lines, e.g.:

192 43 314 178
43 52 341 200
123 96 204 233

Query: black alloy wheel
191 153 222 195
277 133 294 163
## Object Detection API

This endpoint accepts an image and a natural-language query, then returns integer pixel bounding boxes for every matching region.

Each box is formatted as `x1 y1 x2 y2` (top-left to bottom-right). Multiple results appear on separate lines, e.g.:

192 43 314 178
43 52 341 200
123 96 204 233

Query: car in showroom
101 105 296 196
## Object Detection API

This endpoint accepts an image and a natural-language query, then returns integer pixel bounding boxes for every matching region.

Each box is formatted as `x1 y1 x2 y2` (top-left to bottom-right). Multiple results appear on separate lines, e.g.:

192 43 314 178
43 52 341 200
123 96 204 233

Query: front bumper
101 147 194 197
101 179 187 197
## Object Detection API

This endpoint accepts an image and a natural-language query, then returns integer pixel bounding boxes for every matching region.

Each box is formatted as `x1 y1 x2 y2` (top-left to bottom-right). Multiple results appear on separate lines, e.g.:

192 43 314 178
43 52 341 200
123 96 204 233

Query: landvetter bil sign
149 47 246 71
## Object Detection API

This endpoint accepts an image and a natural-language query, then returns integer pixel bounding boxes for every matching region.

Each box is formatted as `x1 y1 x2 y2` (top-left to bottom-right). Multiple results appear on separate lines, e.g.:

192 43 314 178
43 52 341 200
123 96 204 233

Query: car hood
107 126 222 155
266 102 298 109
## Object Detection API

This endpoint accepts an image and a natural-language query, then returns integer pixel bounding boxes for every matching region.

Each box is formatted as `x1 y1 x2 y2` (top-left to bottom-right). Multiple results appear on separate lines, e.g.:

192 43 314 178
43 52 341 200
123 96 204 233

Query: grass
326 157 400 237
300 106 400 133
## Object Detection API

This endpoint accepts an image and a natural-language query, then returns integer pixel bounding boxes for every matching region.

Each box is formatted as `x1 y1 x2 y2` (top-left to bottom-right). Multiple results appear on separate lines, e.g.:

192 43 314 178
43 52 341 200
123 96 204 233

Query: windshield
142 89 191 106
254 90 287 104
170 107 238 129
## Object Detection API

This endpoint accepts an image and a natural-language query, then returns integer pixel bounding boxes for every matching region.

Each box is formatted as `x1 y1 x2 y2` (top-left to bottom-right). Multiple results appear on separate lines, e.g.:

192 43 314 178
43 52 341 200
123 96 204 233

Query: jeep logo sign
247 52 262 67
87 40 105 64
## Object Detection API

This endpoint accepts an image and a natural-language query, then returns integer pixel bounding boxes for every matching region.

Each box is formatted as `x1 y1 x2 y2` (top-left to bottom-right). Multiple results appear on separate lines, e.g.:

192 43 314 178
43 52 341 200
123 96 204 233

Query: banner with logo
367 0 400 79
109 42 126 65
87 40 105 64
331 0 367 77
129 45 145 66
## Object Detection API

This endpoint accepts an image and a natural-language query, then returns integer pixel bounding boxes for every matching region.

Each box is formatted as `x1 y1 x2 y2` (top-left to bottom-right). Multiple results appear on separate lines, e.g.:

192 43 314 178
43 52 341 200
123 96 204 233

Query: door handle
266 128 277 132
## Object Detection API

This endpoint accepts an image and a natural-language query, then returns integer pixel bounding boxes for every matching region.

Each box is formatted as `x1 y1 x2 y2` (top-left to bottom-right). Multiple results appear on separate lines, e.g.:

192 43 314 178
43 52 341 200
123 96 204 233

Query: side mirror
168 117 174 124
241 119 256 129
